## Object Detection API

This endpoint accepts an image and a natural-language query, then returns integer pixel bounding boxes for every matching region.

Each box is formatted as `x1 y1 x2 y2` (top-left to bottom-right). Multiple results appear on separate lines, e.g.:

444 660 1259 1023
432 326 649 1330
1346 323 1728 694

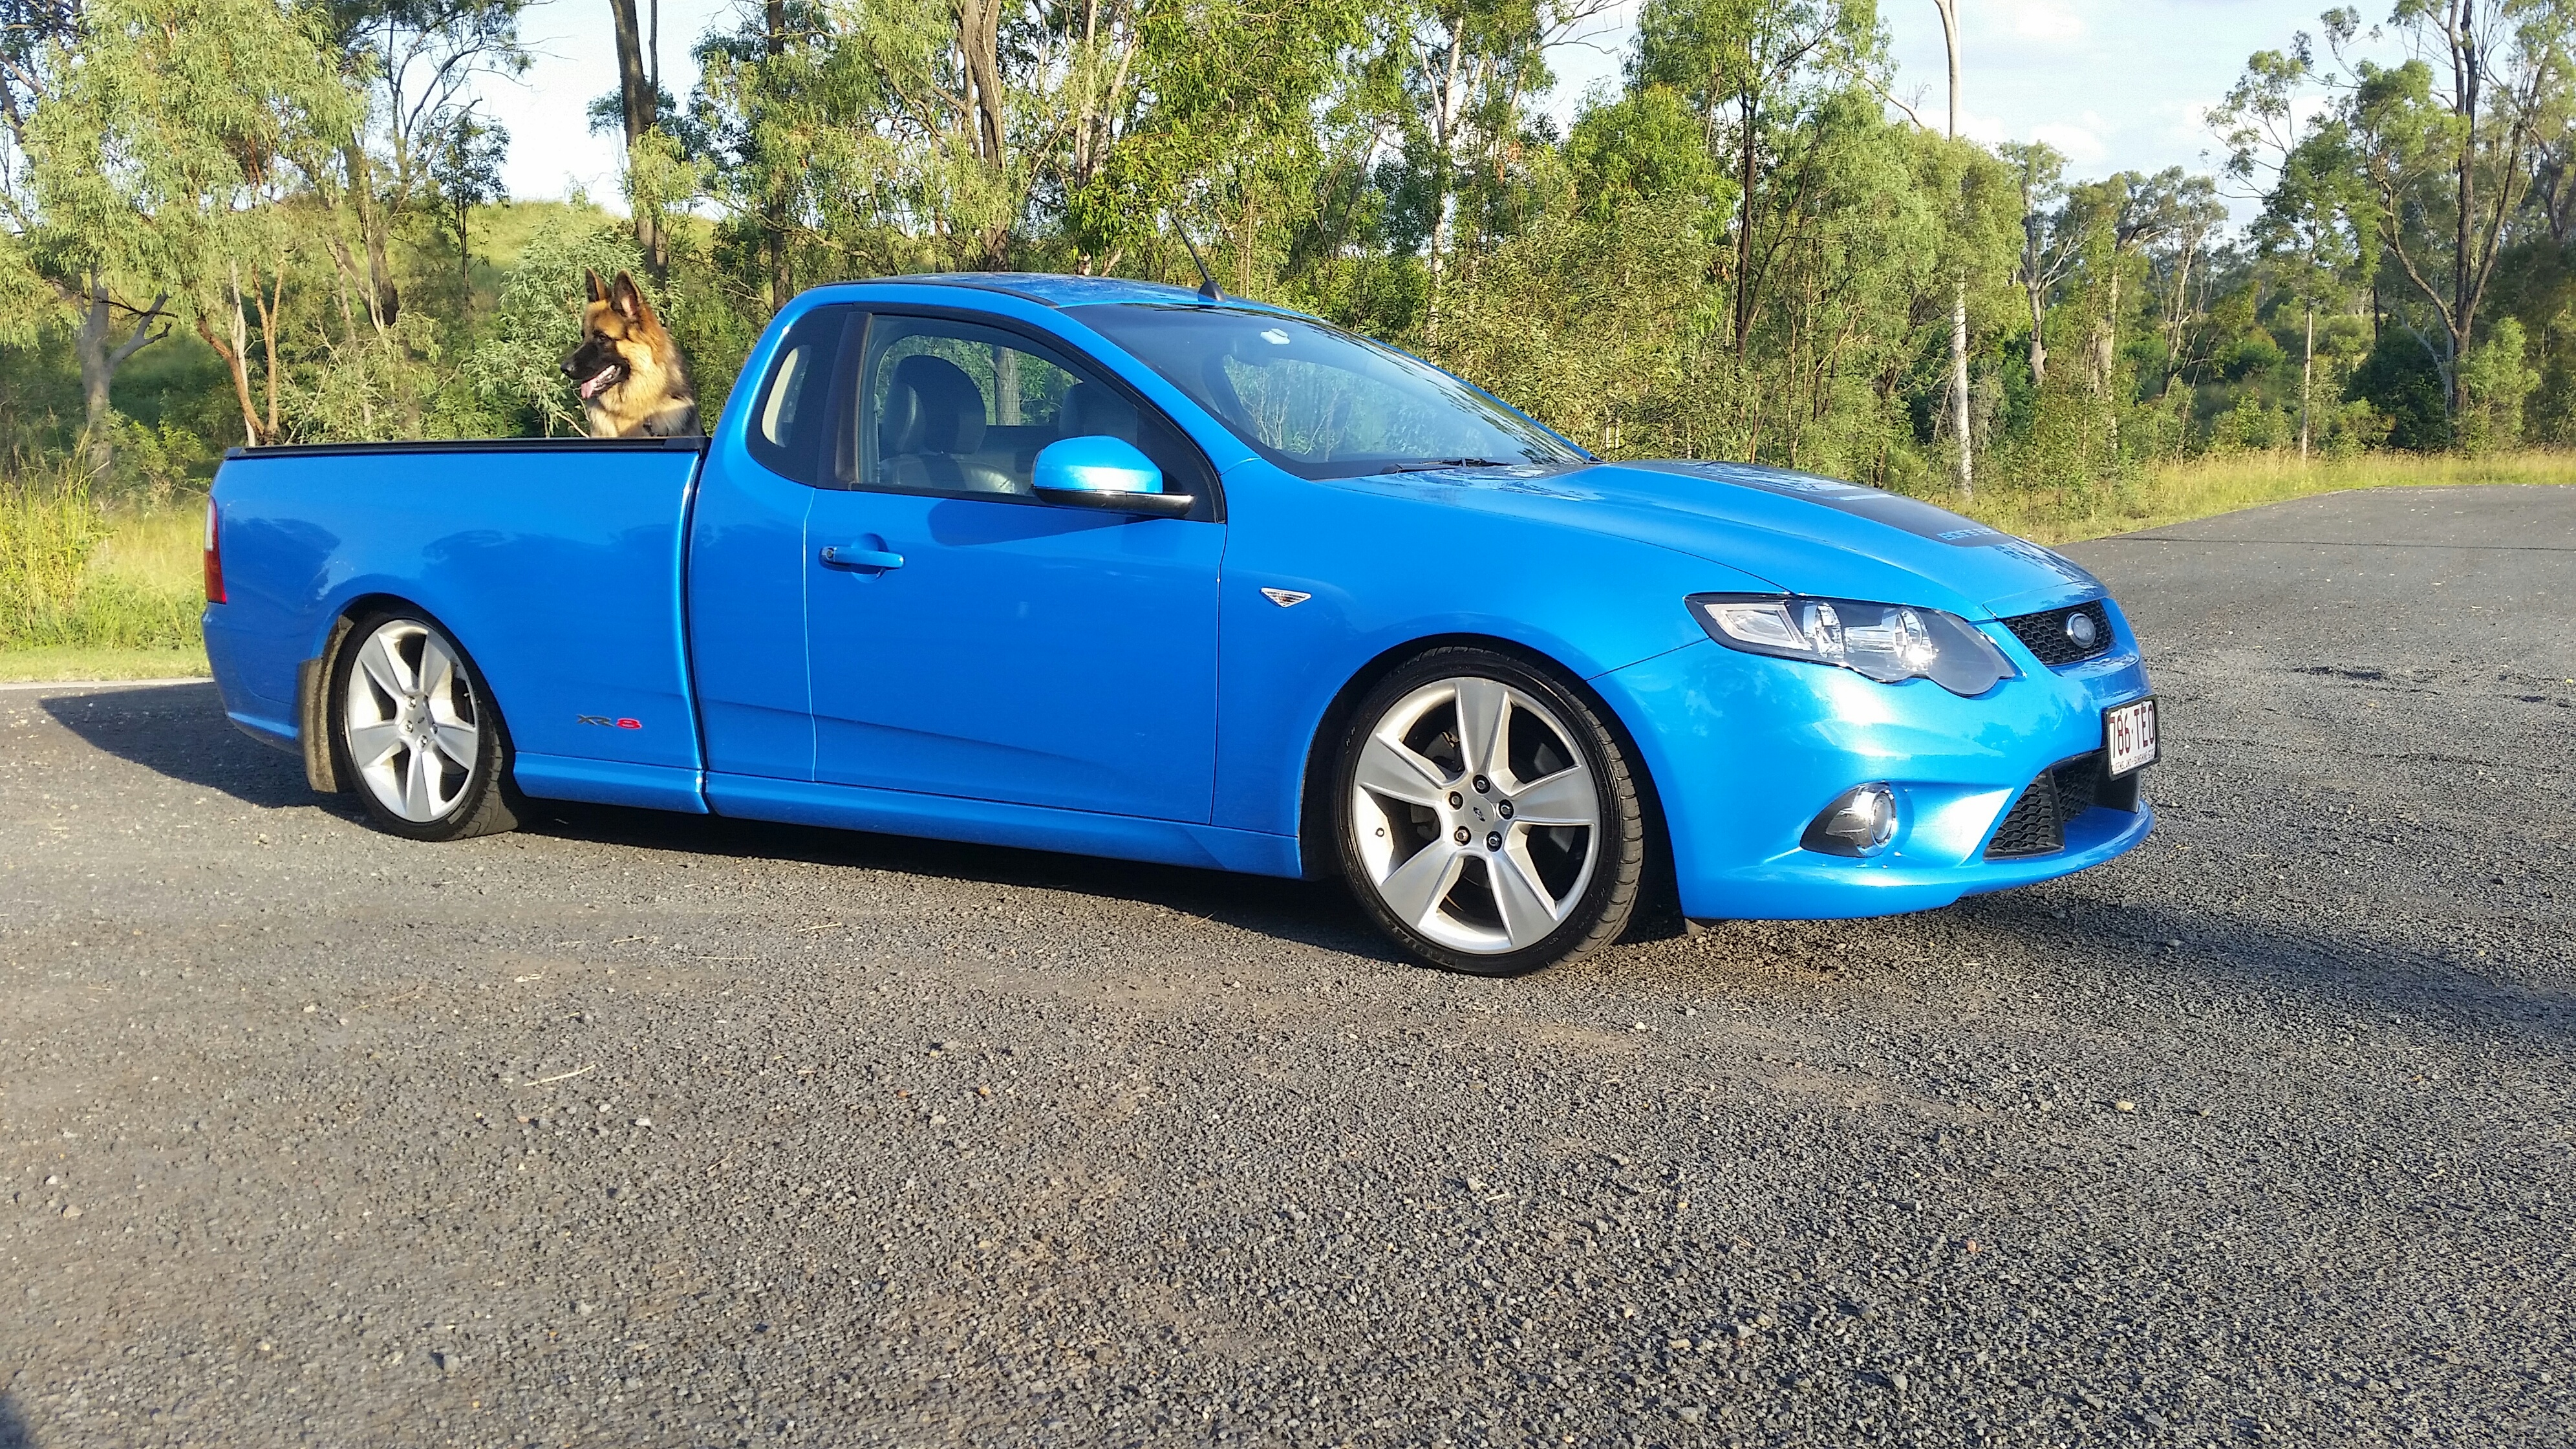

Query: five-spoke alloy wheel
332 612 520 841
1335 648 1646 974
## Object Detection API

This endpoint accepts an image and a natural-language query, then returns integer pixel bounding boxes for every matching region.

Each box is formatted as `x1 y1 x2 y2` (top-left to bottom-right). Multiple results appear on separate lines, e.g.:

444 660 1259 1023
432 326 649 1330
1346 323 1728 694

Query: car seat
1058 381 1141 443
879 354 1021 494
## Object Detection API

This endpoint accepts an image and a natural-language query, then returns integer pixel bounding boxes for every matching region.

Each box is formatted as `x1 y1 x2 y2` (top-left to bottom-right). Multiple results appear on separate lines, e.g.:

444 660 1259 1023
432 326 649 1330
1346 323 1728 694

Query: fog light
1803 784 1898 858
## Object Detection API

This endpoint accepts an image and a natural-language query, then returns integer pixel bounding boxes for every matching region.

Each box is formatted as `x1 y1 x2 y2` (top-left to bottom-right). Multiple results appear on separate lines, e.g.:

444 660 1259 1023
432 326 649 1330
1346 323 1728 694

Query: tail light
202 498 225 604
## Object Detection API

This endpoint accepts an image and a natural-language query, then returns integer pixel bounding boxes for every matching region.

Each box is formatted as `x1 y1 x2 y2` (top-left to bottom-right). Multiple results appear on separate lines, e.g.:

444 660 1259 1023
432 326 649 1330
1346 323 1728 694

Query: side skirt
705 773 1302 878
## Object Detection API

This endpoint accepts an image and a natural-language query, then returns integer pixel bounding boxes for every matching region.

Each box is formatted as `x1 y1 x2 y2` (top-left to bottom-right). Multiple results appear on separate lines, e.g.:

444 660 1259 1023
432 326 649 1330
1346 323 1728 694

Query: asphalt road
3 484 2571 1449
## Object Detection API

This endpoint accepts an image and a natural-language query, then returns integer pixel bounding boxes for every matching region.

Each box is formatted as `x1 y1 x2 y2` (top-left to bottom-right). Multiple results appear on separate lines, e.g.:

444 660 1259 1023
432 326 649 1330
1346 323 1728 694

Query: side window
849 314 1216 508
744 305 848 486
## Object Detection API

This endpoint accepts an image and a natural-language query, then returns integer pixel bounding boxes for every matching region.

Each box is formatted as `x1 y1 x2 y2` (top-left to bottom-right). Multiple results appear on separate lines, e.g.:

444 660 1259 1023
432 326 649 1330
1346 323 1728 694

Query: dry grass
1944 449 2576 545
0 475 208 681
0 644 209 681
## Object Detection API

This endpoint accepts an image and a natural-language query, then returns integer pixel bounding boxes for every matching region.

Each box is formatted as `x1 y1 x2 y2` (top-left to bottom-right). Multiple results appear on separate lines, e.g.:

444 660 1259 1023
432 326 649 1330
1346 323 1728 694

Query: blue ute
201 273 2156 974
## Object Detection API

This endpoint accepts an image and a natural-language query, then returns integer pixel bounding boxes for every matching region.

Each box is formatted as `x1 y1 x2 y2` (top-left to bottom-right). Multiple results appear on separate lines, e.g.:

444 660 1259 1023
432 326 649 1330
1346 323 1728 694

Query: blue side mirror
1032 436 1192 518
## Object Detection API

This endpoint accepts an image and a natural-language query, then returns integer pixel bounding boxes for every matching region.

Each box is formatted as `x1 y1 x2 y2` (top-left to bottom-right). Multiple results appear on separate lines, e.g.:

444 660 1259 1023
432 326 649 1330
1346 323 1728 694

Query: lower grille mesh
1985 771 2065 858
1984 751 2141 859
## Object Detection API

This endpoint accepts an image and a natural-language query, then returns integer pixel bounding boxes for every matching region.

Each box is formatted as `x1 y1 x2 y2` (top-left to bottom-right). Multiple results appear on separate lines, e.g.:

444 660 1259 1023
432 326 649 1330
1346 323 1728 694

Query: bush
2346 334 2451 449
0 458 202 652
2456 317 2538 455
0 457 105 647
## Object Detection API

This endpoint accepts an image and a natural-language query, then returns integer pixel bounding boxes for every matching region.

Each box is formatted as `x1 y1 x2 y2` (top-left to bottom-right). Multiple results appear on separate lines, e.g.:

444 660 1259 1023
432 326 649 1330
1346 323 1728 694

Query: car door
685 303 850 782
800 310 1225 822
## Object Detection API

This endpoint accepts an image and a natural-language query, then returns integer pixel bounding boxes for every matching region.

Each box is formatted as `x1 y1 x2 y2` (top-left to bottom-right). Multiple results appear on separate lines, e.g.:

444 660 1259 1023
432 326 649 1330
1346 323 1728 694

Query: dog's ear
585 270 609 305
609 271 649 323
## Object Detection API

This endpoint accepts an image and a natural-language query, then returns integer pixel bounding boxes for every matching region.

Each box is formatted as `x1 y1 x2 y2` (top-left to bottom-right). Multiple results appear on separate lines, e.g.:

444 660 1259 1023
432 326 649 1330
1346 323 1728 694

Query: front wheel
330 612 521 842
1333 648 1647 975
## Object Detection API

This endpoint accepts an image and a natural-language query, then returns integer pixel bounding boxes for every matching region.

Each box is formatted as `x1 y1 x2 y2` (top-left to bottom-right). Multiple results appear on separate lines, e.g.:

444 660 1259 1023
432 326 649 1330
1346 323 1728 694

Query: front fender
1210 460 1768 840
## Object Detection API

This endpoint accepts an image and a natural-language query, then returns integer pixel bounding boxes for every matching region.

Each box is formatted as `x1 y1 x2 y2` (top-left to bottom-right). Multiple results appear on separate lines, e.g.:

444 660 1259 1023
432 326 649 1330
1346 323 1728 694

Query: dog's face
561 270 658 402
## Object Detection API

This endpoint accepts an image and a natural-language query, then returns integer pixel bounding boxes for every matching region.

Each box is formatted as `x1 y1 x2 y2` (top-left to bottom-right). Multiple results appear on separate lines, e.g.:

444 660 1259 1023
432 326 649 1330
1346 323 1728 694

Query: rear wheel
1333 647 1646 975
332 612 520 841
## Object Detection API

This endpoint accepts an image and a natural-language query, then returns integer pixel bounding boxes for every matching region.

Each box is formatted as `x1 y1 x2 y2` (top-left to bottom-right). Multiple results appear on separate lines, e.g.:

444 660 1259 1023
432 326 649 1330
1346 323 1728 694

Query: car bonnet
1346 460 2105 619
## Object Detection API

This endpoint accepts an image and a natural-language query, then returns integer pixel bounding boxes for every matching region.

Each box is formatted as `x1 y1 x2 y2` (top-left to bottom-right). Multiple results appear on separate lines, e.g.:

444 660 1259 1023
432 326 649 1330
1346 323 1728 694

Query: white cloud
2030 122 2110 164
1998 0 2086 43
1957 106 2017 145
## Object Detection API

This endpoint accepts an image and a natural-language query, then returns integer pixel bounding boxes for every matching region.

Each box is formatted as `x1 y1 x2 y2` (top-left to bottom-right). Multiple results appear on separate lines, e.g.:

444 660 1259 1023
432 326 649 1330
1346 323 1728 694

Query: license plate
2105 696 2159 777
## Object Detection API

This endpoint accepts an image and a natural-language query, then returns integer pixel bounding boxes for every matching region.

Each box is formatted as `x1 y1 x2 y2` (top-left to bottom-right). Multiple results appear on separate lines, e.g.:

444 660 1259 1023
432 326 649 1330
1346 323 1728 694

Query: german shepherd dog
561 270 699 438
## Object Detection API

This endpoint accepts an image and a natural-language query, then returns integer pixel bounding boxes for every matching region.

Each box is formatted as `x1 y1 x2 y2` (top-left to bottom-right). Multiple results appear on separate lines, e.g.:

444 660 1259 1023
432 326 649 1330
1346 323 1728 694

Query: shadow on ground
41 683 308 808
41 681 1408 964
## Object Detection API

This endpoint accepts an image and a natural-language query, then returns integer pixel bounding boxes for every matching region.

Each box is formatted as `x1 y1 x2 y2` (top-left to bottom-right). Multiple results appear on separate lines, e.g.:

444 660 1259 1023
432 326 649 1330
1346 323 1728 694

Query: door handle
820 544 904 571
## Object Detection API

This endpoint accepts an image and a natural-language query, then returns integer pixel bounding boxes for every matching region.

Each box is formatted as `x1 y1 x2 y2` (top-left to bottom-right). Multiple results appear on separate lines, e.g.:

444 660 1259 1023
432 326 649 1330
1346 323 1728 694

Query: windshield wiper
1379 457 1512 474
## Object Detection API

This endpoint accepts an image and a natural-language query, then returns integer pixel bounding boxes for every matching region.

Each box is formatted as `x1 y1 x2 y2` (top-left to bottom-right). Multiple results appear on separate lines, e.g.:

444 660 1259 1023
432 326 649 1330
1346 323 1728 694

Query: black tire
1332 646 1648 975
328 610 521 843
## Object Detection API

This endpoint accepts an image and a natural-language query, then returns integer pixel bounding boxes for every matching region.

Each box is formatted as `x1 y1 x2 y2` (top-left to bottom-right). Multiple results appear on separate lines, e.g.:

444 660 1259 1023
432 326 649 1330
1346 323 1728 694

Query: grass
1 447 2568 683
0 474 208 682
0 644 209 681
1949 448 2575 545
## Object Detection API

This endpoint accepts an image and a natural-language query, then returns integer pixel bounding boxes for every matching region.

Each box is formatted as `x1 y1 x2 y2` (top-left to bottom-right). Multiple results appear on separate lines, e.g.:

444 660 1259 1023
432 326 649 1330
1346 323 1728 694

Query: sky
479 0 2356 217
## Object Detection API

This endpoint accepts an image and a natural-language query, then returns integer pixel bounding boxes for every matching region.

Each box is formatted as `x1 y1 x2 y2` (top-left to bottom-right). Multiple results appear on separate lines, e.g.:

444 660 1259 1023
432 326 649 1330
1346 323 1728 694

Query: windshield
1076 305 1589 480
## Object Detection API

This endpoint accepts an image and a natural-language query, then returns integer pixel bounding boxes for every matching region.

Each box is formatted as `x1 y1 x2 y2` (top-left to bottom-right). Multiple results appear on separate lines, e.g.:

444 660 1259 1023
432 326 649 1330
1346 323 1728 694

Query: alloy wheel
1347 675 1603 956
343 619 482 823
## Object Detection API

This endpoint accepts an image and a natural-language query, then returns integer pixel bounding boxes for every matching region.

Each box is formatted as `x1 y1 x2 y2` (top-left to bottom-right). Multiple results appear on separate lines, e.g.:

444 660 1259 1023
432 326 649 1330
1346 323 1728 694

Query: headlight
1688 593 2017 696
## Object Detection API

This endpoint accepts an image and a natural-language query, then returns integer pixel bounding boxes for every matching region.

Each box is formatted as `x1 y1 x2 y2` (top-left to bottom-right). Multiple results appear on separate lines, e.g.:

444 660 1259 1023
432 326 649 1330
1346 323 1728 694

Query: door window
744 305 850 486
847 314 1214 508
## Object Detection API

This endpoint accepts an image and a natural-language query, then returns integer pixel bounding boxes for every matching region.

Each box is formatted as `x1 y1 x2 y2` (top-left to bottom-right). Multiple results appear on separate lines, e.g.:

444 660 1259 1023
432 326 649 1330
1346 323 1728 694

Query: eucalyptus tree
2213 32 2376 457
2329 0 2573 413
1381 0 1613 334
1630 0 1873 355
319 0 530 320
427 109 507 286
30 0 361 445
0 0 175 470
1928 0 1968 492
1998 140 2077 388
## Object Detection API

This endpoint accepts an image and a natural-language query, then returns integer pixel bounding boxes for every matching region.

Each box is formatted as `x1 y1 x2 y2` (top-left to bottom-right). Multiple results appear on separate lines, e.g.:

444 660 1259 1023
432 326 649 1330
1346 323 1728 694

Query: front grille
2001 600 2114 667
1984 771 2064 857
1984 751 2141 859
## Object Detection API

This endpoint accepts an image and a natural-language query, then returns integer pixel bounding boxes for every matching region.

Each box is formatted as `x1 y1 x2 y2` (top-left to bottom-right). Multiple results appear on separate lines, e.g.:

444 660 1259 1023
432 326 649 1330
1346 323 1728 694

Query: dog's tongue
578 366 619 400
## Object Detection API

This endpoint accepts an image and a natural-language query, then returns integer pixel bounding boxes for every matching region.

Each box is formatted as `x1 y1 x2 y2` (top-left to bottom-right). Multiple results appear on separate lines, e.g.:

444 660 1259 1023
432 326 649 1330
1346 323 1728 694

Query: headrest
881 354 987 456
1059 381 1139 443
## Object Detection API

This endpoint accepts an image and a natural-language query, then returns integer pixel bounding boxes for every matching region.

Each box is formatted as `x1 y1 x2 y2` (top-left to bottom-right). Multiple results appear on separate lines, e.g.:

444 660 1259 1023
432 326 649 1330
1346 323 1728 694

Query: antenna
1168 213 1223 302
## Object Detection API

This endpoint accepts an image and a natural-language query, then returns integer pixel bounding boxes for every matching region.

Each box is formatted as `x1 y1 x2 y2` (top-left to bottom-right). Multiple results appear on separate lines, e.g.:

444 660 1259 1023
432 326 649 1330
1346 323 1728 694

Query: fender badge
1260 588 1312 608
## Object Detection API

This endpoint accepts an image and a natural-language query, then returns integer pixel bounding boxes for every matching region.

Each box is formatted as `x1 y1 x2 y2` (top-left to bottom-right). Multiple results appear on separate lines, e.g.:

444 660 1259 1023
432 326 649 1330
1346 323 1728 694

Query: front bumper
1593 617 2154 921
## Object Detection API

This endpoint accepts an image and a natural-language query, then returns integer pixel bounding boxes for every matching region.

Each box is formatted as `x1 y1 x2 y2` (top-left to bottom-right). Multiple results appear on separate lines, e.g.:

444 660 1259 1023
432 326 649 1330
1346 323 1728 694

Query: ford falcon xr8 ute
202 273 2158 974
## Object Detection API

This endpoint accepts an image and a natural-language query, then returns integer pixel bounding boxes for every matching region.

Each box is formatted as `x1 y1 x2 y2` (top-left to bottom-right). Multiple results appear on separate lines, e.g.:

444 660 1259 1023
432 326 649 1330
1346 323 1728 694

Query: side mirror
1032 436 1193 519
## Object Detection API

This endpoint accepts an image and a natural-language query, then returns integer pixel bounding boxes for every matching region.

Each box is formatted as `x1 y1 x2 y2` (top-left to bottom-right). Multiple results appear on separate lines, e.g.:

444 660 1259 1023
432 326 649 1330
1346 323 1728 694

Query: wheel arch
301 592 512 796
1293 632 1675 900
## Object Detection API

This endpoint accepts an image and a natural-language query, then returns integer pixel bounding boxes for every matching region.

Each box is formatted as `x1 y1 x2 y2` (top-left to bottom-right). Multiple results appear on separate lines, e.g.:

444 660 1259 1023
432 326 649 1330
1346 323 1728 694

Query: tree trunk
764 0 792 309
343 140 398 328
67 277 169 476
1933 0 1970 494
2299 301 2314 461
2027 275 2048 389
2101 264 2121 454
1733 90 1757 355
608 0 665 275
2448 0 2479 416
253 266 284 440
1423 24 1466 343
205 261 264 447
956 0 1010 267
1951 289 1972 492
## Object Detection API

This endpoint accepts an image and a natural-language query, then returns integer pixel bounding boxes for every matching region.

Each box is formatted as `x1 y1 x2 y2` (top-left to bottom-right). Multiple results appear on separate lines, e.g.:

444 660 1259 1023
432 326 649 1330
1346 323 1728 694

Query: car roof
830 271 1303 315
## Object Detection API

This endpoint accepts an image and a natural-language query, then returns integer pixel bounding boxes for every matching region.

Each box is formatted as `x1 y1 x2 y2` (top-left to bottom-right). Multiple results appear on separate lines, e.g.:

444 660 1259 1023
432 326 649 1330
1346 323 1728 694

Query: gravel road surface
3 484 2571 1448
